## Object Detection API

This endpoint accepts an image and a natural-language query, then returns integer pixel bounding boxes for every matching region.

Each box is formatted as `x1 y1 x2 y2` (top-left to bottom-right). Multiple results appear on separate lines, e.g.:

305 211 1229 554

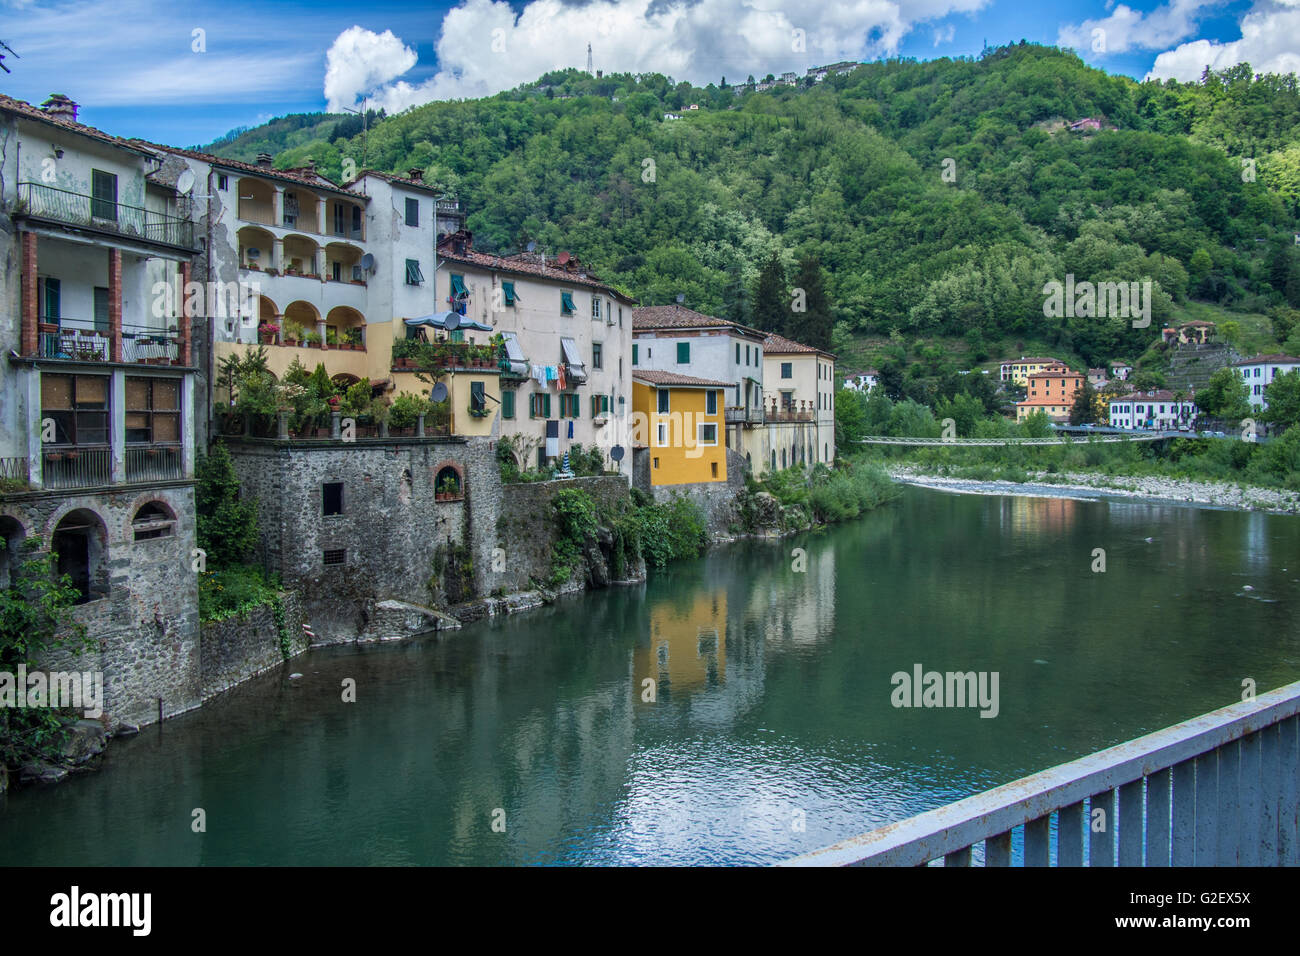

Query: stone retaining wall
200 590 308 700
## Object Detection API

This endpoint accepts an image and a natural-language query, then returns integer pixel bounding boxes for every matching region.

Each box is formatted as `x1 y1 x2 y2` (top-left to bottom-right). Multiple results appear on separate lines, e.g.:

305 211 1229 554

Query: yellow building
999 356 1065 386
631 370 729 486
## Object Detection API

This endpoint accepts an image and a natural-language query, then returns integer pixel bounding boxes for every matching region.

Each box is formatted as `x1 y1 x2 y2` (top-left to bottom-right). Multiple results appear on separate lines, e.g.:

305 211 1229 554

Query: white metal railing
784 680 1300 866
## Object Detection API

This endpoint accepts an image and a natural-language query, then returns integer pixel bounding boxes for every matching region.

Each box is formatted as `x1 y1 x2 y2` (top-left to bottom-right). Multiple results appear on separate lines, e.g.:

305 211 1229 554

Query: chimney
304 159 317 174
408 168 423 182
256 152 274 168
41 93 79 122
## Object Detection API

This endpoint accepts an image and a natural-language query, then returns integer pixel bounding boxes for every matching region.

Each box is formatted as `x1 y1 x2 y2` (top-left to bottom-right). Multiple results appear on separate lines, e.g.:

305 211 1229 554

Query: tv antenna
0 41 19 74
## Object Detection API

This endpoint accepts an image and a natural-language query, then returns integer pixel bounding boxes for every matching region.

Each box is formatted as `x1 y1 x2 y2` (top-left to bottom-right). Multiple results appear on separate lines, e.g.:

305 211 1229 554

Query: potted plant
435 474 461 501
259 323 280 345
266 268 280 276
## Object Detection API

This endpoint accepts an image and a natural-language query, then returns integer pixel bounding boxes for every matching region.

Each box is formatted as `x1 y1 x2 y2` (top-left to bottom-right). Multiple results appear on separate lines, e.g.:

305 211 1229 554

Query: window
91 169 117 221
656 422 667 445
323 482 344 517
217 174 229 191
591 394 610 417
530 393 552 418
93 287 109 332
657 390 669 413
676 342 690 364
42 374 109 446
653 457 660 469
592 297 602 320
405 259 424 285
706 390 717 415
41 277 61 321
132 502 174 541
470 381 486 414
558 392 580 418
125 377 180 444
698 423 718 445
711 462 718 478
781 390 794 410
632 344 638 366
502 390 515 419
405 197 419 227
502 280 517 305
619 307 623 327
352 205 362 237
561 291 576 315
736 343 741 364
333 204 346 236
592 343 602 369
331 261 342 282
781 362 793 379
323 549 346 566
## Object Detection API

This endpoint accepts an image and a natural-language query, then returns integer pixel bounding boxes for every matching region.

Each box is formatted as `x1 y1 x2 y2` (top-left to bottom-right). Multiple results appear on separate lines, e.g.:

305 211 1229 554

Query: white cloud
323 0 991 114
1057 0 1223 55
1145 0 1300 80
324 26 419 111
933 24 956 47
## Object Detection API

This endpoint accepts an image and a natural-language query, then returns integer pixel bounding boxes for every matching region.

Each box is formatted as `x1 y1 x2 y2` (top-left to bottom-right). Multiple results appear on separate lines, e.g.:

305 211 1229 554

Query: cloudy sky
2 0 1298 145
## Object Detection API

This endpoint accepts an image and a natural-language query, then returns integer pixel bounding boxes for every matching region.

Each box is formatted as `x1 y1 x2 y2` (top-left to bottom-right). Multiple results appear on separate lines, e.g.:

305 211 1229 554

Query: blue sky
1 0 1296 146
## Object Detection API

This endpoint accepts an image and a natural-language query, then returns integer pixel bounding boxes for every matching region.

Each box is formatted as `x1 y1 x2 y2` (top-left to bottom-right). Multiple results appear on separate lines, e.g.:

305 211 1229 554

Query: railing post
1024 816 1051 866
1194 751 1218 864
1216 740 1241 865
1058 802 1084 866
108 248 123 362
1239 731 1262 866
1090 791 1114 866
1146 768 1172 866
1118 779 1144 866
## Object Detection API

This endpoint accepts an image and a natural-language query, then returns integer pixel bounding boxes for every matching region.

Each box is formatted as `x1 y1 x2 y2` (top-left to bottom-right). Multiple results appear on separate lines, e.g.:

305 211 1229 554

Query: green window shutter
560 291 575 314
502 390 514 419
451 274 467 296
632 343 638 365
43 277 61 321
736 343 740 364
93 287 109 332
406 259 424 284
602 394 610 412
544 394 552 418
574 394 581 418
502 281 516 305
470 381 485 412
405 198 419 227
677 342 690 364
91 170 117 221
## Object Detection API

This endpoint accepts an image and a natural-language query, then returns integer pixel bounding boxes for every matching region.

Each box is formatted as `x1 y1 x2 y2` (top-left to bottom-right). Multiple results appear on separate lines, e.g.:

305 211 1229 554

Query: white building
842 369 878 393
1108 390 1198 430
1232 355 1300 411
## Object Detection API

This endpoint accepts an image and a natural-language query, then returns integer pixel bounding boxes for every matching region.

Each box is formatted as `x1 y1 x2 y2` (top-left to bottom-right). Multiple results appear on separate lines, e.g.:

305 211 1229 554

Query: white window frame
697 421 718 446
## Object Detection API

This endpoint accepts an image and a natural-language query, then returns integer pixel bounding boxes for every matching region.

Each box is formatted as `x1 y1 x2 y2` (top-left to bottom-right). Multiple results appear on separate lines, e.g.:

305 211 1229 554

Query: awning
501 331 528 376
560 336 587 384
404 312 493 332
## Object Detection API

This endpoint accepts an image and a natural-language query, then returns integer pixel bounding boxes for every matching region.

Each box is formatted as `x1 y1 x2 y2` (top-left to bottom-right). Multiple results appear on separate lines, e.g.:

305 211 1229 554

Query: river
2 485 1297 865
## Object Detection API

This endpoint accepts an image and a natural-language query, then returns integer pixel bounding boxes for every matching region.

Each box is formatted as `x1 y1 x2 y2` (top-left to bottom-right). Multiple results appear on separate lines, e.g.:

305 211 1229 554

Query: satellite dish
430 382 449 403
444 312 460 331
175 169 195 194
360 253 375 272
557 251 570 265
610 445 625 462
247 248 261 259
526 241 537 252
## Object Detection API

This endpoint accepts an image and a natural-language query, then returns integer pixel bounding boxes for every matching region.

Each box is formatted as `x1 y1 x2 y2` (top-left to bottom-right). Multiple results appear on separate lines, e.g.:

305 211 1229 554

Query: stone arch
0 513 29 589
50 508 109 603
237 225 275 270
131 500 177 541
433 460 465 500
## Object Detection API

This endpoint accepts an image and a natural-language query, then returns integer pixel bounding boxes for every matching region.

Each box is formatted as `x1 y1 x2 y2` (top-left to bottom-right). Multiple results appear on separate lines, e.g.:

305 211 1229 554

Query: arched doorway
52 509 108 603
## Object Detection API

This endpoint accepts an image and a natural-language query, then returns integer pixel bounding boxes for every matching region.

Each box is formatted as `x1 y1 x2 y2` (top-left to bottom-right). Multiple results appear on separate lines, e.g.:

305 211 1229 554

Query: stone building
0 93 201 728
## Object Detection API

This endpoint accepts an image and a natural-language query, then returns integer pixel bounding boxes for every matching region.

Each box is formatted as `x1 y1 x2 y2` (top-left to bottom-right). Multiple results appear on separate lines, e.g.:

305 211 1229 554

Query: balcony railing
39 324 110 361
0 457 29 486
725 406 765 425
125 444 183 482
18 182 195 249
42 446 111 490
767 407 815 423
785 679 1300 867
123 324 179 364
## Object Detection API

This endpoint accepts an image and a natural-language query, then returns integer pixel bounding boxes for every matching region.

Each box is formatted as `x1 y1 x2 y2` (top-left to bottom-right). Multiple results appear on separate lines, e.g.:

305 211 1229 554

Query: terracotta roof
1000 356 1061 365
435 242 634 301
351 169 443 195
633 370 733 388
0 93 153 156
134 141 363 197
1233 354 1300 366
632 305 764 338
762 331 834 358
1026 367 1077 379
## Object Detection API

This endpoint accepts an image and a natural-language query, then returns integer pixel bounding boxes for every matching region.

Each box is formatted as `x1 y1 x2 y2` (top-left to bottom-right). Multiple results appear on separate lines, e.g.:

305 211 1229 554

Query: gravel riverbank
888 464 1300 515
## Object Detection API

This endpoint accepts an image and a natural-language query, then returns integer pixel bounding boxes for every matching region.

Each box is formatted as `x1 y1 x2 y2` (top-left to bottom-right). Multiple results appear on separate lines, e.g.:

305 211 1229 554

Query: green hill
201 44 1300 369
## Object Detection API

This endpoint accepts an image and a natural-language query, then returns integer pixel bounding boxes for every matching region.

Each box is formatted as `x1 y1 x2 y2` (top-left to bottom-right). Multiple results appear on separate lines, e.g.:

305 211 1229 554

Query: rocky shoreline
889 464 1300 515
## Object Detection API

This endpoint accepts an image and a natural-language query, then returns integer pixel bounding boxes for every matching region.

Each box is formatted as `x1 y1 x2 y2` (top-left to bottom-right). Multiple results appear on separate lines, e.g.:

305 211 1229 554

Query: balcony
41 446 112 490
17 182 195 249
37 322 183 365
725 406 765 425
125 444 183 482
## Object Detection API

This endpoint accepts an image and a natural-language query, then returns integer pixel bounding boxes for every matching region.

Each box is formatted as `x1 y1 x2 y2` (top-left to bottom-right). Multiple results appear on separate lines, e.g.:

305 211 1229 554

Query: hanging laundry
567 420 574 439
557 364 567 391
546 365 558 382
531 364 546 387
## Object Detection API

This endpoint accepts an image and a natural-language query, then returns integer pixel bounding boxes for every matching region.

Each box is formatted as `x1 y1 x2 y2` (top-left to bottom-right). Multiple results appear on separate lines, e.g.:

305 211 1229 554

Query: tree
195 442 260 569
1197 366 1251 420
790 255 833 350
834 388 868 447
751 251 787 336
877 359 905 401
1070 379 1098 424
722 261 751 326
1263 369 1300 430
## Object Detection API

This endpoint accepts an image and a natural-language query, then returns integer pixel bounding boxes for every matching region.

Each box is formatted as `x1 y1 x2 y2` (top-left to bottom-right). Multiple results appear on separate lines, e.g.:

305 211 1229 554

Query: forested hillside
204 43 1300 367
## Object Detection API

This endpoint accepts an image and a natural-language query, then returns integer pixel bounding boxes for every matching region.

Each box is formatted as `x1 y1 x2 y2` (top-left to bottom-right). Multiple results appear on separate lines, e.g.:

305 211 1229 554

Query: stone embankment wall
631 448 749 537
199 590 308 700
